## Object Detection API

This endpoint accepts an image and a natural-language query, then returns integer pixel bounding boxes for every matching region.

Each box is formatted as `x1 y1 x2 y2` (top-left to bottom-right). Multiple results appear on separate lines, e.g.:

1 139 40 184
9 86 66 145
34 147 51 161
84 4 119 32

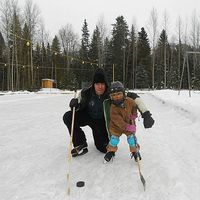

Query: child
104 81 142 162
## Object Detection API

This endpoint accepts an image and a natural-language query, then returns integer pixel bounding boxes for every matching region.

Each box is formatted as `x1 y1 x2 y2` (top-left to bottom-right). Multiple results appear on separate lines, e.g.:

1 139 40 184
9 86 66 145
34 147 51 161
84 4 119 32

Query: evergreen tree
193 63 200 89
0 31 6 90
104 37 113 83
21 23 31 90
51 36 61 53
155 29 171 89
80 19 90 59
190 52 200 90
127 25 137 89
51 35 61 88
79 19 91 85
0 31 5 61
136 65 149 88
136 27 151 88
111 16 129 84
41 42 47 79
10 10 23 90
46 42 52 79
33 43 41 88
168 43 184 89
34 43 41 67
89 26 101 66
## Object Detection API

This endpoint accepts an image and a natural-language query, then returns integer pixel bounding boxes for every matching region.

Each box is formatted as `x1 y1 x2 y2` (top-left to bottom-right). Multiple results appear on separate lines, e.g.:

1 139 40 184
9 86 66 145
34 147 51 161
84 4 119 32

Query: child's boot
104 151 115 162
131 151 142 162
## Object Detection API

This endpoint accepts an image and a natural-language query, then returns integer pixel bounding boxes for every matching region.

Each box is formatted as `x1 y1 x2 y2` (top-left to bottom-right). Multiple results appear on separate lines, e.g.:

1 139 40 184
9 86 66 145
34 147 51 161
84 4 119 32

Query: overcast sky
19 0 200 40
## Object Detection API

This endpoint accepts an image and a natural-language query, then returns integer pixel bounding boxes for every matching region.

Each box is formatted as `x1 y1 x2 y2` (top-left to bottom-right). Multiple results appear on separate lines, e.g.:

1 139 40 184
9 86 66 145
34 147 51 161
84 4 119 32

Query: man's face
94 83 106 95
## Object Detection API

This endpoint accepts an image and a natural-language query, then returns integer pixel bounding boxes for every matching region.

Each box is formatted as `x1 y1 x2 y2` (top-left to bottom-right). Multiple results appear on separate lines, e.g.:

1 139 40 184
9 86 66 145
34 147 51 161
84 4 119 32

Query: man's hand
69 98 79 109
142 111 155 128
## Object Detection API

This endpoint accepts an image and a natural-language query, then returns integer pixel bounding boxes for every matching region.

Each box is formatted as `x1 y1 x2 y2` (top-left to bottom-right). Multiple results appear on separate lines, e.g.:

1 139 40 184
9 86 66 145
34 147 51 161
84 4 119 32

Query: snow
0 90 200 200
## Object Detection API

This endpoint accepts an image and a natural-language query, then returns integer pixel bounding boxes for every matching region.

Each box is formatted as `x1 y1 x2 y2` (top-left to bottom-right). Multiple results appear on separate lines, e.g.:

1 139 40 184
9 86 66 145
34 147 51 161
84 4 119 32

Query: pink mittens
129 113 138 120
125 124 136 132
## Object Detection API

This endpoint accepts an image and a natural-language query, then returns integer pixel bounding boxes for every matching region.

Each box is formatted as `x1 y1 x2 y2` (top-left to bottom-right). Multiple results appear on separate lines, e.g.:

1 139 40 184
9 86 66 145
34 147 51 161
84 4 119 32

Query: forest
0 0 200 91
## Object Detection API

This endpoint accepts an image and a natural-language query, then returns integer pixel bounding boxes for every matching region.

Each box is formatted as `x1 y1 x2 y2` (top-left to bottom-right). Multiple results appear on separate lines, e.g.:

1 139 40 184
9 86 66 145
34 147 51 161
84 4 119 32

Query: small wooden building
41 79 54 88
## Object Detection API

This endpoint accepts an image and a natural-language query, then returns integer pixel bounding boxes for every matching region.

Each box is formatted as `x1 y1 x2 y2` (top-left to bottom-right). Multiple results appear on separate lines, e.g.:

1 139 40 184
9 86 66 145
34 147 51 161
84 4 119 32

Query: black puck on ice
76 181 85 187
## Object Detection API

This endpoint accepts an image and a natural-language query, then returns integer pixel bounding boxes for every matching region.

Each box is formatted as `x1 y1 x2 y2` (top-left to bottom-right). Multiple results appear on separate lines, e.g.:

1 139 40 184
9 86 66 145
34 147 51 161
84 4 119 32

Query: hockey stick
134 135 146 191
136 152 146 191
67 89 77 195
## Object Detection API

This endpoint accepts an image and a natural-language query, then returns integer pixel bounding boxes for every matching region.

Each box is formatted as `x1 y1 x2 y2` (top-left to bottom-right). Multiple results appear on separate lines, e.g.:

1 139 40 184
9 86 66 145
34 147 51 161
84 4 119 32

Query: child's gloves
125 124 136 132
69 98 79 109
142 111 155 128
129 113 138 120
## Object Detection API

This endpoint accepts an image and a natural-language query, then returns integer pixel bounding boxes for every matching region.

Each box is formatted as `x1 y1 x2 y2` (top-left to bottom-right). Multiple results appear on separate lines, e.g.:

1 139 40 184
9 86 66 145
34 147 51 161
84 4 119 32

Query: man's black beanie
92 68 108 86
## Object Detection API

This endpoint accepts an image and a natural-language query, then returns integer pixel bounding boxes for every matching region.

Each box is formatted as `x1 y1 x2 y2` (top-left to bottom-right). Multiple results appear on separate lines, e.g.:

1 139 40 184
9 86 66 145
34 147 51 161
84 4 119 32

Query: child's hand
125 124 136 132
129 113 138 120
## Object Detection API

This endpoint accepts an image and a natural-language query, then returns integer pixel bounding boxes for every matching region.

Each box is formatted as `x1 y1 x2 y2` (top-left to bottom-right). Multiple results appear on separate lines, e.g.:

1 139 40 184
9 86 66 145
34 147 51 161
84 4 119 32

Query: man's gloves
142 111 155 128
127 92 139 100
69 98 79 109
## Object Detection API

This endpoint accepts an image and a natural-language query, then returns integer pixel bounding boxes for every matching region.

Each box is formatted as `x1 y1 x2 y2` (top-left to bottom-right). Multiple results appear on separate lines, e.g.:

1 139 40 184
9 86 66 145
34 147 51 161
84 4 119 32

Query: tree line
0 0 200 91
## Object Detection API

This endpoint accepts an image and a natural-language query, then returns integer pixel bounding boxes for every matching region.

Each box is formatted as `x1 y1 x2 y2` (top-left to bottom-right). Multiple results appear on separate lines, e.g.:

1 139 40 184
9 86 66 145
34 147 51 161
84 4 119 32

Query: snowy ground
0 90 200 200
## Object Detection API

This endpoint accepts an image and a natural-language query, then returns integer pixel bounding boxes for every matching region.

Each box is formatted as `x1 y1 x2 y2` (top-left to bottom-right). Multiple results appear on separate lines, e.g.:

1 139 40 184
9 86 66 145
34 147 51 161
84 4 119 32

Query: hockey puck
76 181 85 187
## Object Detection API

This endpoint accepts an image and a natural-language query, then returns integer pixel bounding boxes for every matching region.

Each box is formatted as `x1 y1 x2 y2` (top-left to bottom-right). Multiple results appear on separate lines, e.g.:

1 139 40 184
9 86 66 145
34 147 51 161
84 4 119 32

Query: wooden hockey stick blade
139 172 146 191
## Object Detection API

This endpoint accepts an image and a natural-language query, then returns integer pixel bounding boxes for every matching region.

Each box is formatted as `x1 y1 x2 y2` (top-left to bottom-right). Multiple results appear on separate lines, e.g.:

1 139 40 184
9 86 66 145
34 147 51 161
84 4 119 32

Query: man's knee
63 111 72 126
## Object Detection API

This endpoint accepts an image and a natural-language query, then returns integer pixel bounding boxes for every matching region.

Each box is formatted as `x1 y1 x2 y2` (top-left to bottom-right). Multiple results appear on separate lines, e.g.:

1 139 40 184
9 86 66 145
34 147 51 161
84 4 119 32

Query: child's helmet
110 81 125 94
110 81 125 107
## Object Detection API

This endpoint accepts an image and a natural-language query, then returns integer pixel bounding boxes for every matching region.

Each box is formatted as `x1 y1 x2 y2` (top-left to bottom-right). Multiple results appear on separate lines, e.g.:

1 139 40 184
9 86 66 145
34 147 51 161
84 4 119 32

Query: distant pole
178 51 195 97
112 64 115 82
178 55 186 95
122 45 126 85
186 54 191 97
30 42 33 89
54 52 58 88
11 43 14 91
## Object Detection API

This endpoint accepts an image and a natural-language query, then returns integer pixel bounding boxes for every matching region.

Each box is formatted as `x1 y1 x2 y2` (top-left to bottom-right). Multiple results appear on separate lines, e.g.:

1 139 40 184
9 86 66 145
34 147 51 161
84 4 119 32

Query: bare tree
59 24 79 70
176 16 184 79
190 10 200 79
131 18 138 89
0 0 14 90
147 7 158 89
23 0 40 89
163 10 169 89
37 20 49 78
128 24 137 89
183 16 188 49
23 0 40 39
96 15 108 67
37 19 49 44
191 11 198 49
197 23 200 50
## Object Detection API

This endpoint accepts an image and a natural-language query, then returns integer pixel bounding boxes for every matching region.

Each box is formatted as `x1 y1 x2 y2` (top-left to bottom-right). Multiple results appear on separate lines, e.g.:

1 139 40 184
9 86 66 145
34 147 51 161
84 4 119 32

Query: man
63 68 154 157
